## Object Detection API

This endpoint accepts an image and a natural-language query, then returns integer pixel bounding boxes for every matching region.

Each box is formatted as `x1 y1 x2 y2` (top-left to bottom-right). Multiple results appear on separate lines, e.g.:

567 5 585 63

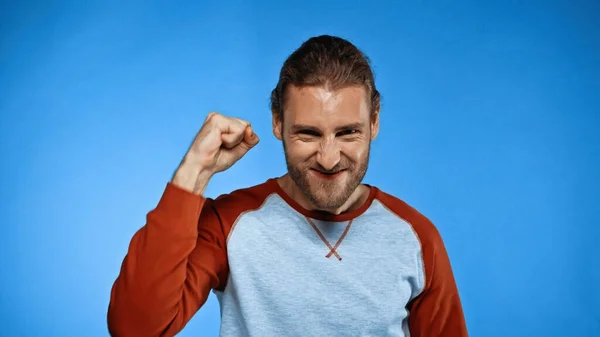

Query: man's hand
171 112 260 195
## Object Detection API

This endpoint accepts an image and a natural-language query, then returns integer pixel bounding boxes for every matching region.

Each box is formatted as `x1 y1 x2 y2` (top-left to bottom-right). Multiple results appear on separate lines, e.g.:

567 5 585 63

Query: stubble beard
283 141 370 211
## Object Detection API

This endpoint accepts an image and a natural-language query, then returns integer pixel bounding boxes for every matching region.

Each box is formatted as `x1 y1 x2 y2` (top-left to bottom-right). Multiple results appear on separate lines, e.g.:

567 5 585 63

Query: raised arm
107 184 227 336
107 112 260 337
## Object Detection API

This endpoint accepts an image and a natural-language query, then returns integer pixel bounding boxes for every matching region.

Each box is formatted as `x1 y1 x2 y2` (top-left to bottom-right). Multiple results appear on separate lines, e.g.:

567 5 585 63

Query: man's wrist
171 161 213 196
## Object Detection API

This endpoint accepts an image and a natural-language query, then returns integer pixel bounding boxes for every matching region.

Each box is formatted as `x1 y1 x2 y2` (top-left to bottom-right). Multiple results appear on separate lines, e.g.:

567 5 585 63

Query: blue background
1 1 599 336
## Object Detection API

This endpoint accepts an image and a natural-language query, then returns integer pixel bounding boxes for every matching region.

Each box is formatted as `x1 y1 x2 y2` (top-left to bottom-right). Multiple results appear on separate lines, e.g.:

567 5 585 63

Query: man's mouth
311 168 346 180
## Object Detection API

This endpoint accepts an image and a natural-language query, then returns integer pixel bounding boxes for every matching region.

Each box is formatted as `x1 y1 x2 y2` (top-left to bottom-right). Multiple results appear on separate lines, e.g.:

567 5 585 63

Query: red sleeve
107 183 230 337
408 226 468 336
375 189 468 336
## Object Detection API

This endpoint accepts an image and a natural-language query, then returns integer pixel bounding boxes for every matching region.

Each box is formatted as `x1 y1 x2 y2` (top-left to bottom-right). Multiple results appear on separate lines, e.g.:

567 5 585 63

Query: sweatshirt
107 177 468 337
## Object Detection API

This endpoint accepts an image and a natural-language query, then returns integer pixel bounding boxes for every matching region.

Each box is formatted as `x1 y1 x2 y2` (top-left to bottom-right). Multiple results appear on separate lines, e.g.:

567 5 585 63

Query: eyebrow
290 122 365 133
336 122 365 131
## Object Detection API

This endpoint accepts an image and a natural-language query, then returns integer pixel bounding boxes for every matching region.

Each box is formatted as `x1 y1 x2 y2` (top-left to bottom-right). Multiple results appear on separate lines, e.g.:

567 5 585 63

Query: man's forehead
287 85 366 102
284 85 369 123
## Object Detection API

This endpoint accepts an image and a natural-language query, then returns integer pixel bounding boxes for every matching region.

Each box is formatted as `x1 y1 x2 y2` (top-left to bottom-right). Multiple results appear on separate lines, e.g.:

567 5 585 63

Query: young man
107 35 468 337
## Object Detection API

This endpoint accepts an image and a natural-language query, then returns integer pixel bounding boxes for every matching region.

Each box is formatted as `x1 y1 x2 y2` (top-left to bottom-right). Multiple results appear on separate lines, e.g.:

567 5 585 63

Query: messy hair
270 35 381 120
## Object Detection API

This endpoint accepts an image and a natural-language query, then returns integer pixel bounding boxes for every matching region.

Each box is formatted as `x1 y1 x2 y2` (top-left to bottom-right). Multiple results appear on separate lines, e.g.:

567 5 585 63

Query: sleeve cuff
150 182 207 236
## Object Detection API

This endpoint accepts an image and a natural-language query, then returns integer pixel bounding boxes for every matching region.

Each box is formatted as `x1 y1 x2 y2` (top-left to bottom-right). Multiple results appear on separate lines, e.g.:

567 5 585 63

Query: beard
283 141 370 211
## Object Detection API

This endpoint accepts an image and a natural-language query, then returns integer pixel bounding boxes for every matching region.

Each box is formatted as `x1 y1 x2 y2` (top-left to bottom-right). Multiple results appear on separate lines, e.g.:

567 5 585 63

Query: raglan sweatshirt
107 177 468 337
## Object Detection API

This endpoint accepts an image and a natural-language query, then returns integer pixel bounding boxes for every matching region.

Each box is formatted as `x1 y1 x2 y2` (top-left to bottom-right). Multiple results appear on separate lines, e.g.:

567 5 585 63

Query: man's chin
306 188 348 211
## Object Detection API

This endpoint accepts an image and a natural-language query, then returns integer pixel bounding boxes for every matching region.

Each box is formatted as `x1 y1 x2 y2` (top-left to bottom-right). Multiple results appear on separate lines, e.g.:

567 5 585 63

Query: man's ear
370 108 380 140
272 109 283 140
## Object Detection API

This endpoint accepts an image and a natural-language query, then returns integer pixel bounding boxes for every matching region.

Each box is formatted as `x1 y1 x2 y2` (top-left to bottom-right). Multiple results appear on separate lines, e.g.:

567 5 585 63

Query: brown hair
270 35 381 120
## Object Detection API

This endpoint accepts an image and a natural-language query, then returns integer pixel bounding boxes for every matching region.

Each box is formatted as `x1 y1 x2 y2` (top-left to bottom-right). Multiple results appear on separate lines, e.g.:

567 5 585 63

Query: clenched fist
171 112 260 195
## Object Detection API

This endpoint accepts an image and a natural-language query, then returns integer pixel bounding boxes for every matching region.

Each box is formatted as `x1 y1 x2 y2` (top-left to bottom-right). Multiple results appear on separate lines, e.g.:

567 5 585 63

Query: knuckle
228 118 244 130
230 117 247 125
206 111 220 122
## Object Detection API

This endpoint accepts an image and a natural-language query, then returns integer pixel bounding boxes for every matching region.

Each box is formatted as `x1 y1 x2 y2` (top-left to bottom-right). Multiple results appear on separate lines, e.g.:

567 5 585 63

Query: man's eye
338 130 359 136
299 130 320 136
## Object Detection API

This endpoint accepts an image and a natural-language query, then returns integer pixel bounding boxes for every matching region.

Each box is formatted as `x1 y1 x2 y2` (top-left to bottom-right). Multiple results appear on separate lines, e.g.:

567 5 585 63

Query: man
107 35 468 337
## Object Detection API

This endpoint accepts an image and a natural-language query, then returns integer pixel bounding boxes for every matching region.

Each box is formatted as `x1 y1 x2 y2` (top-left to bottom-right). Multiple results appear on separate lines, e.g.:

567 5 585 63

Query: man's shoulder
372 186 444 247
208 177 279 216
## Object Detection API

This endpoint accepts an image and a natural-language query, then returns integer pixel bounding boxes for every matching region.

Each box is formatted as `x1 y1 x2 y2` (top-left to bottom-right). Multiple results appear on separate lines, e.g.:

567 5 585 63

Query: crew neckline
266 177 378 222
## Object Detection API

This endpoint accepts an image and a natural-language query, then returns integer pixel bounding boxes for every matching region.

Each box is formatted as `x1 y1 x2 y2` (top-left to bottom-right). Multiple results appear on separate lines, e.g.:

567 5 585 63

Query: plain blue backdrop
1 1 599 336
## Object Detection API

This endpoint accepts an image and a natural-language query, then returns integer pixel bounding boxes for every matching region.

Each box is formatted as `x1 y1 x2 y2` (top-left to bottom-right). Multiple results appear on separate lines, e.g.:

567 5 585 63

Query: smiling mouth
311 168 346 179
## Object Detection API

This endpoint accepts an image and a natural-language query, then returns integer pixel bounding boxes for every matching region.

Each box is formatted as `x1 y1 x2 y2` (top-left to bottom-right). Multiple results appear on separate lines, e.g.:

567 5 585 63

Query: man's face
273 85 379 211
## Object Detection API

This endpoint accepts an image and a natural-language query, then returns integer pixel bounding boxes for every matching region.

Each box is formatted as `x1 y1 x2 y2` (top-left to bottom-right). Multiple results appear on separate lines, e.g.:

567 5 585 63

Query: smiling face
273 84 379 211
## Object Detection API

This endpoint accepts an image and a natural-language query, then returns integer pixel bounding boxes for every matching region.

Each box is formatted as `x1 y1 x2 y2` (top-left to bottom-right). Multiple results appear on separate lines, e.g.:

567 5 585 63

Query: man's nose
316 140 341 171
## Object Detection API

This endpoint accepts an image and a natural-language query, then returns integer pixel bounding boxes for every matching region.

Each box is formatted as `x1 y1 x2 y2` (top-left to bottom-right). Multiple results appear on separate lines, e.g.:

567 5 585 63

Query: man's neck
277 174 370 216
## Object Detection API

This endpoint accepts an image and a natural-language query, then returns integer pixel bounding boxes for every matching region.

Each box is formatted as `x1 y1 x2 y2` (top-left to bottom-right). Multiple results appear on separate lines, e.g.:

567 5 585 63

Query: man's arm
107 183 228 337
408 233 468 337
107 111 257 336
